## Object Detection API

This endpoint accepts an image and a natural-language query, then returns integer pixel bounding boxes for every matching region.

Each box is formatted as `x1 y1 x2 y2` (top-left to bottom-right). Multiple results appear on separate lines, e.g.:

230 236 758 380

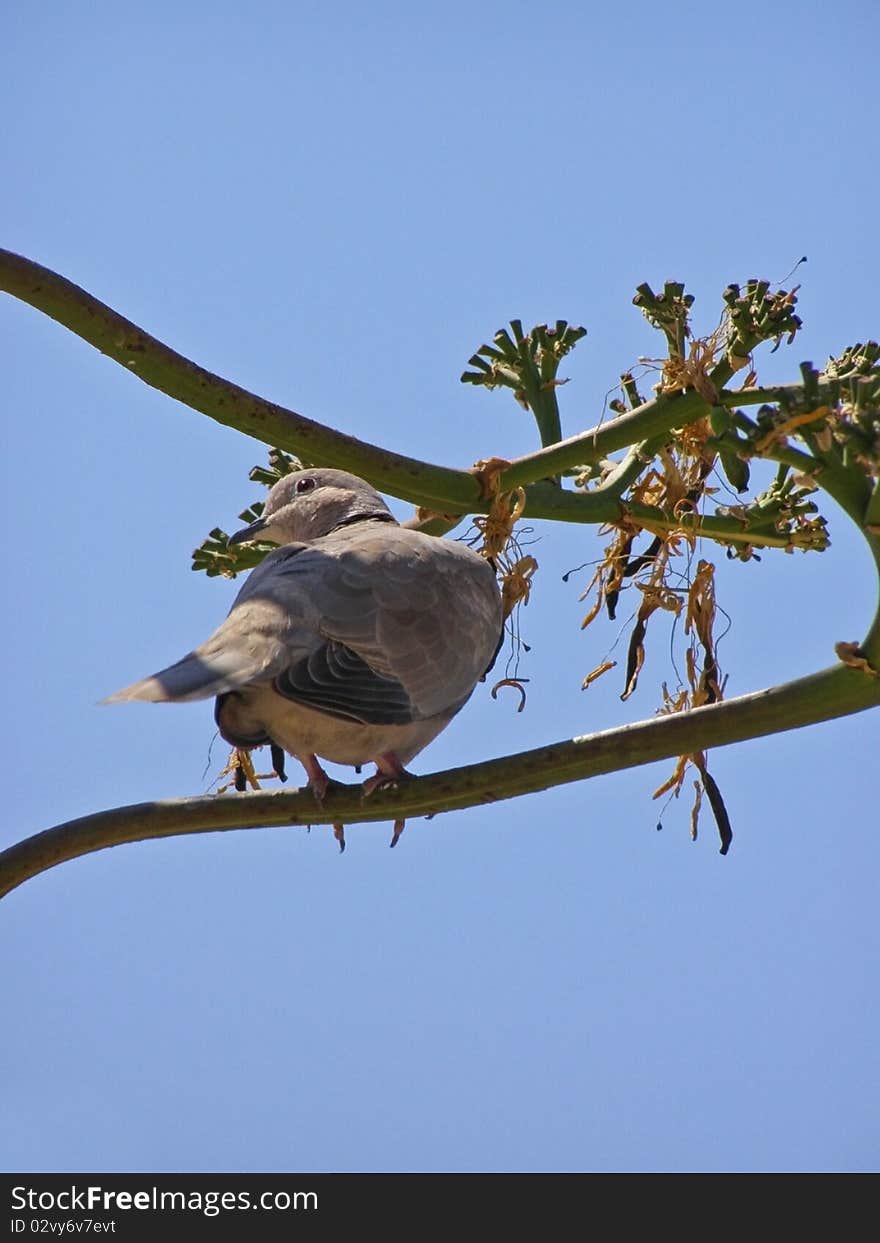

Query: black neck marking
331 511 398 532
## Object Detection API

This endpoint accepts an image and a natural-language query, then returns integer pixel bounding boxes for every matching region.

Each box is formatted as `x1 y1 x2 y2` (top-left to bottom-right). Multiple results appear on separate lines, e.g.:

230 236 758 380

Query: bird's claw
361 773 398 797
362 753 413 798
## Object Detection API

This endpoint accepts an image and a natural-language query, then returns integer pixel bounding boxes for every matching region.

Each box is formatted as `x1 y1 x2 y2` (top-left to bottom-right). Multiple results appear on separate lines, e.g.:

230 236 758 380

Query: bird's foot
361 752 413 797
361 754 411 848
299 755 345 852
300 753 332 802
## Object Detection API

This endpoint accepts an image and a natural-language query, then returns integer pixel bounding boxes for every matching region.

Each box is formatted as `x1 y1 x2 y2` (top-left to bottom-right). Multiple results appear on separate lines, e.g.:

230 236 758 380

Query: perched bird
106 468 504 848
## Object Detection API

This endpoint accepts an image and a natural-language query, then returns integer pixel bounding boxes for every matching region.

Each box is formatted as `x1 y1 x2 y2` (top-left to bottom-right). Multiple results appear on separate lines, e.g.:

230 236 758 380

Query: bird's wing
273 524 503 722
106 526 502 724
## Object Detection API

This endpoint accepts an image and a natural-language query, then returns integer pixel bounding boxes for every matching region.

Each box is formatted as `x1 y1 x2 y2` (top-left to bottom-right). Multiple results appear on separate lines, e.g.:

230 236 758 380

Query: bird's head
229 468 396 546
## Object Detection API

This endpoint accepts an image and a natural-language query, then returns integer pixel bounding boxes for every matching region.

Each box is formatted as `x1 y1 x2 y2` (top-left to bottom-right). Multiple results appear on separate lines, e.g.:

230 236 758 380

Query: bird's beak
228 516 272 546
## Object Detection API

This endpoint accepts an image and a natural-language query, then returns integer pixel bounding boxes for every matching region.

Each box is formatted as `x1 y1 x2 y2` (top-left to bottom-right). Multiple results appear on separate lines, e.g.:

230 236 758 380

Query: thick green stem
8 248 866 550
1 249 725 514
0 248 479 512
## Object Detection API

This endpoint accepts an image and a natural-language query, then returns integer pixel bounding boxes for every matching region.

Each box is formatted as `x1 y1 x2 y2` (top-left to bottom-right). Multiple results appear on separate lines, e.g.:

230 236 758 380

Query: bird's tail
102 650 248 704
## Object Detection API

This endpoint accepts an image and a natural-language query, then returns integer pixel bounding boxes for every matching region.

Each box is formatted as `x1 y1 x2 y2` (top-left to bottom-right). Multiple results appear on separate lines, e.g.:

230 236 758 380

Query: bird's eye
295 477 316 494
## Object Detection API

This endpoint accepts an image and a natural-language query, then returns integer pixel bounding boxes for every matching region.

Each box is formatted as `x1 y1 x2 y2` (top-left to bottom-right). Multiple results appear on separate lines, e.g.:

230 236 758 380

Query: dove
106 468 504 848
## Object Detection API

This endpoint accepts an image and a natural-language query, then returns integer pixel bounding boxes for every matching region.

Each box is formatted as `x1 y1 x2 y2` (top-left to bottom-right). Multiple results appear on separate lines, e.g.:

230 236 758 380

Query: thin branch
499 389 710 489
518 484 813 549
720 382 838 408
2 664 878 899
728 412 874 530
593 435 670 497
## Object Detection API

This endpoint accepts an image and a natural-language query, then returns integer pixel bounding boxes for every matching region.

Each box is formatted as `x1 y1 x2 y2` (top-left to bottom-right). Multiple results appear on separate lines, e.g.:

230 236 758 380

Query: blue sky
2 0 877 1173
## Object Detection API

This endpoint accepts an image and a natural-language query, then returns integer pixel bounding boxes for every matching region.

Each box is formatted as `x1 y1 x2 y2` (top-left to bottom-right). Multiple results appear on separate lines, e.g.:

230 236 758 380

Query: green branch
721 383 825 408
0 249 716 520
499 389 710 489
515 482 812 549
0 251 794 519
2 663 877 900
0 248 480 512
8 249 868 556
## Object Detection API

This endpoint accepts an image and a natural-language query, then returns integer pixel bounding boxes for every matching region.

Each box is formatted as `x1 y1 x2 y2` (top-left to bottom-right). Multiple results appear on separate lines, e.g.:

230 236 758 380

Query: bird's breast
228 685 456 768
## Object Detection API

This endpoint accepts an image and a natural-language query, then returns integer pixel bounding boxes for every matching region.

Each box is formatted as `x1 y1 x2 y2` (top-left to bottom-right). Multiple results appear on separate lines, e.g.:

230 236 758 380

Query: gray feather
106 468 503 772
